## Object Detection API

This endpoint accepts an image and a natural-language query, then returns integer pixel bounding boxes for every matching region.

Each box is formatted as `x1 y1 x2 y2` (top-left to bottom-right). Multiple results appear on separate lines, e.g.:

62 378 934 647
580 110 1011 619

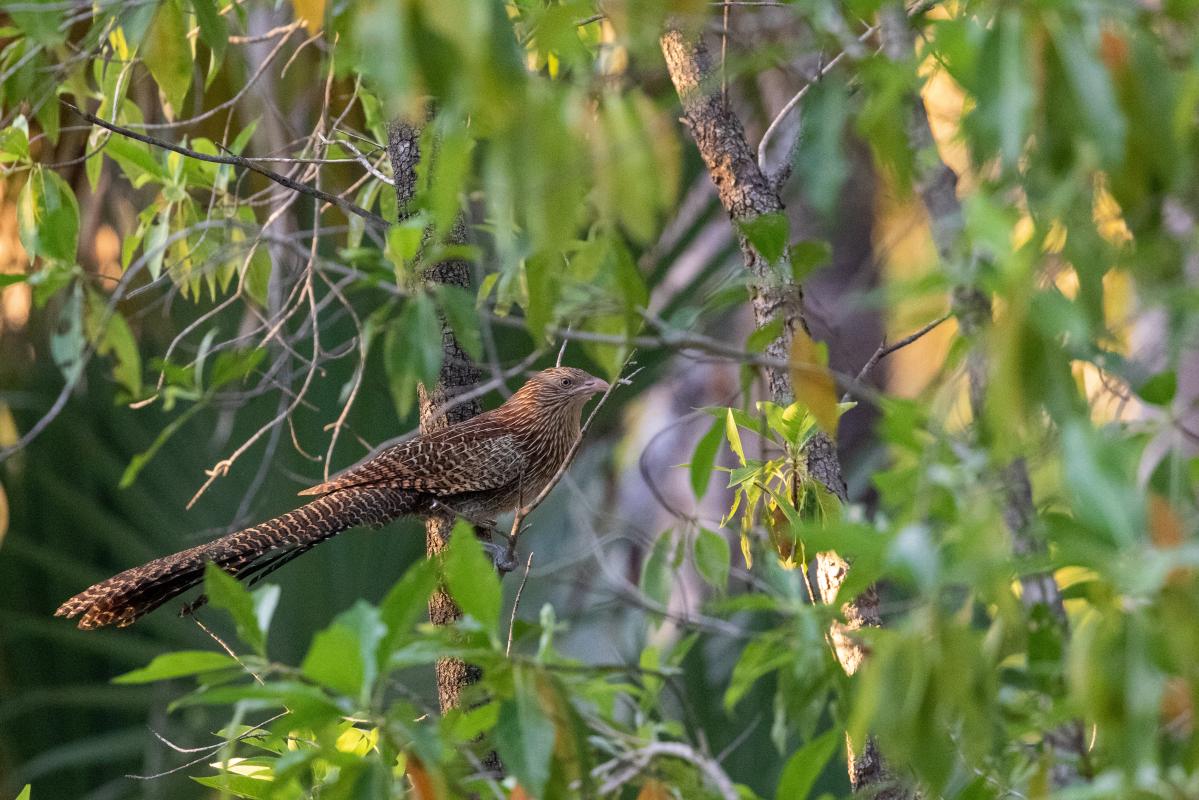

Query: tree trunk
660 25 907 798
878 4 1086 784
385 120 484 714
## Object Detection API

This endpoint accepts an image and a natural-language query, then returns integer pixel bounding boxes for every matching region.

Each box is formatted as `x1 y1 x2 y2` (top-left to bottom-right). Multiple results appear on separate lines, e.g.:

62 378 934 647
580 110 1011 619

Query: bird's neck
493 391 584 457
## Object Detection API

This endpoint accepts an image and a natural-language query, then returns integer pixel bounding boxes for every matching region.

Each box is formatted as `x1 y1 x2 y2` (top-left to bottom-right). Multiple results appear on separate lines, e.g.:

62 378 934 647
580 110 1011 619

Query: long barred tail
55 488 416 630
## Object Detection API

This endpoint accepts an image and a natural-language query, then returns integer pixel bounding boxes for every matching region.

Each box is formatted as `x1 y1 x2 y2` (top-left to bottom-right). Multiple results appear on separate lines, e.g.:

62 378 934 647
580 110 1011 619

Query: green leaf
725 408 747 466
775 728 840 800
974 9 1032 167
0 273 27 287
424 126 473 235
191 0 227 77
191 773 272 800
435 284 483 361
406 293 444 388
18 165 80 262
725 635 792 711
113 650 239 684
694 528 730 590
204 563 269 656
1136 370 1176 406
209 348 267 390
746 318 784 354
523 253 559 344
689 417 724 498
50 281 84 383
142 0 193 112
495 667 556 799
789 240 832 284
173 680 343 726
1061 422 1144 546
0 115 30 162
15 786 31 800
379 558 439 653
444 521 502 634
301 601 387 702
385 294 445 418
119 401 205 488
640 529 674 609
1048 17 1126 165
736 212 789 266
794 76 850 218
85 292 142 398
385 220 424 280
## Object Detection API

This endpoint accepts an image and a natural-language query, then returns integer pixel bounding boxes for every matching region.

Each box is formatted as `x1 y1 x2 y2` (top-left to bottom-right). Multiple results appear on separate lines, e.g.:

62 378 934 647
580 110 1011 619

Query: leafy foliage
5 0 1199 799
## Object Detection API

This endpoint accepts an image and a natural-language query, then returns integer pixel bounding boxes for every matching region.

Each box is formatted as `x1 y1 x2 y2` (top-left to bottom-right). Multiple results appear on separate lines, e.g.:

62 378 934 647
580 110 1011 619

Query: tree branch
65 102 389 230
660 22 909 797
385 120 488 724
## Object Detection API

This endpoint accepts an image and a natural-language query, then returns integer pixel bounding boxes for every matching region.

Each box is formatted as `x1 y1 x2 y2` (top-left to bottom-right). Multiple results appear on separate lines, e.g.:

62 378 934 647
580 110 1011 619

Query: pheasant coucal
55 367 609 630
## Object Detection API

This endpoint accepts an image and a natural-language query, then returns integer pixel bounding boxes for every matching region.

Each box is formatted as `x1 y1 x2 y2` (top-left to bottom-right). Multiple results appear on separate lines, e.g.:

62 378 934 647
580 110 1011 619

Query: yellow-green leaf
725 408 746 466
142 0 192 113
293 0 327 35
789 328 838 438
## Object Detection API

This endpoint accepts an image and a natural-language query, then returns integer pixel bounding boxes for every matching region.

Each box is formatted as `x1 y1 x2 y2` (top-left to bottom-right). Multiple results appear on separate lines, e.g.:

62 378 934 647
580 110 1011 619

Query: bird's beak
582 376 610 395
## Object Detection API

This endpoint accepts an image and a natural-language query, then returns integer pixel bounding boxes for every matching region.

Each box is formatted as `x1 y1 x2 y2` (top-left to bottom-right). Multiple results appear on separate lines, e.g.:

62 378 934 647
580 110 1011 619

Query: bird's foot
482 540 518 574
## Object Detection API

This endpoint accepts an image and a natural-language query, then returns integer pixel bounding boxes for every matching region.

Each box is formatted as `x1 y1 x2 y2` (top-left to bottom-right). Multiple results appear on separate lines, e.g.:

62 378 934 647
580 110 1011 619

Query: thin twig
847 311 951 397
757 23 878 174
63 103 389 229
506 552 534 657
592 741 739 800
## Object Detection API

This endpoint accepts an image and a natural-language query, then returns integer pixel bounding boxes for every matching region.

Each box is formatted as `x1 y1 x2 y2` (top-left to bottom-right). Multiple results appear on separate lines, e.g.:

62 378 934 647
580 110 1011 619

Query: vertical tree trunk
385 120 483 714
877 4 1086 784
660 25 908 798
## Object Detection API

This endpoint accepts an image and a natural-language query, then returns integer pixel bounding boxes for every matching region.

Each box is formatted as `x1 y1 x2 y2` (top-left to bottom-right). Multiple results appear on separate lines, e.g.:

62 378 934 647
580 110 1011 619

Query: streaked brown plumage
56 367 608 630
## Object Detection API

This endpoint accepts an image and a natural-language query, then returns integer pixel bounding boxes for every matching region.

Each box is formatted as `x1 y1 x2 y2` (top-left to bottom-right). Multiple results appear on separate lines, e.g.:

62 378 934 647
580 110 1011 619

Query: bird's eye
561 377 573 387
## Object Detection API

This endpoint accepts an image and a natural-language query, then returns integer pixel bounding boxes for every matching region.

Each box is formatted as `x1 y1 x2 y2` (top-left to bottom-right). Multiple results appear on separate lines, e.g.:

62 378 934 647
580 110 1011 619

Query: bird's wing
298 418 525 497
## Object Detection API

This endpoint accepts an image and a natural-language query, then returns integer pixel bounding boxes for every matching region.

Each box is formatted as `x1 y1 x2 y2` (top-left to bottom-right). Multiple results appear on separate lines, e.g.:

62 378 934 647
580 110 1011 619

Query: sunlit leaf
725 408 747 466
113 650 239 684
293 0 327 35
18 165 79 262
789 328 838 438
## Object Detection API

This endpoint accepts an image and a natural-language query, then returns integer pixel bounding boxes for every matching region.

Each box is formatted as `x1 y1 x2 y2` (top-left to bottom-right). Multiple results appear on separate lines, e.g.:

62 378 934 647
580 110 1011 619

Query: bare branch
592 741 739 800
63 103 389 229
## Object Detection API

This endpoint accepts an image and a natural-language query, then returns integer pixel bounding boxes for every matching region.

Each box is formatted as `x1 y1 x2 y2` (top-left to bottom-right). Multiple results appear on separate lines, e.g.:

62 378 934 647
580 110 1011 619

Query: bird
55 366 610 630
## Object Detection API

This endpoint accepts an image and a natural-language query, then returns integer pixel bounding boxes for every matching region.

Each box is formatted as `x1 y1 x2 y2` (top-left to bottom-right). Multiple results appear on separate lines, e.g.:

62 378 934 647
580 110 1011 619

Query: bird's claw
482 540 518 574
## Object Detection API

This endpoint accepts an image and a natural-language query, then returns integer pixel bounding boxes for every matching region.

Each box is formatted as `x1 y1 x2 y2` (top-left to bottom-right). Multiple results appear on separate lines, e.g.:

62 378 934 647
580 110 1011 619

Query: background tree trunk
385 120 483 714
660 26 909 799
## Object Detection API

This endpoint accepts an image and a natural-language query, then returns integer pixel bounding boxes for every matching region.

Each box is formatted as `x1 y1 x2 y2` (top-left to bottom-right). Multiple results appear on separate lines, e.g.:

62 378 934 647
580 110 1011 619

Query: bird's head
506 367 610 415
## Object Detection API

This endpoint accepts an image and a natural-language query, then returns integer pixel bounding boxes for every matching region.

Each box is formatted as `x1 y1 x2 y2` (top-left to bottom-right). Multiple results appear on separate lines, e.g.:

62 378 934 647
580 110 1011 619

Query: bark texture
660 25 905 797
879 4 1086 784
386 120 484 714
